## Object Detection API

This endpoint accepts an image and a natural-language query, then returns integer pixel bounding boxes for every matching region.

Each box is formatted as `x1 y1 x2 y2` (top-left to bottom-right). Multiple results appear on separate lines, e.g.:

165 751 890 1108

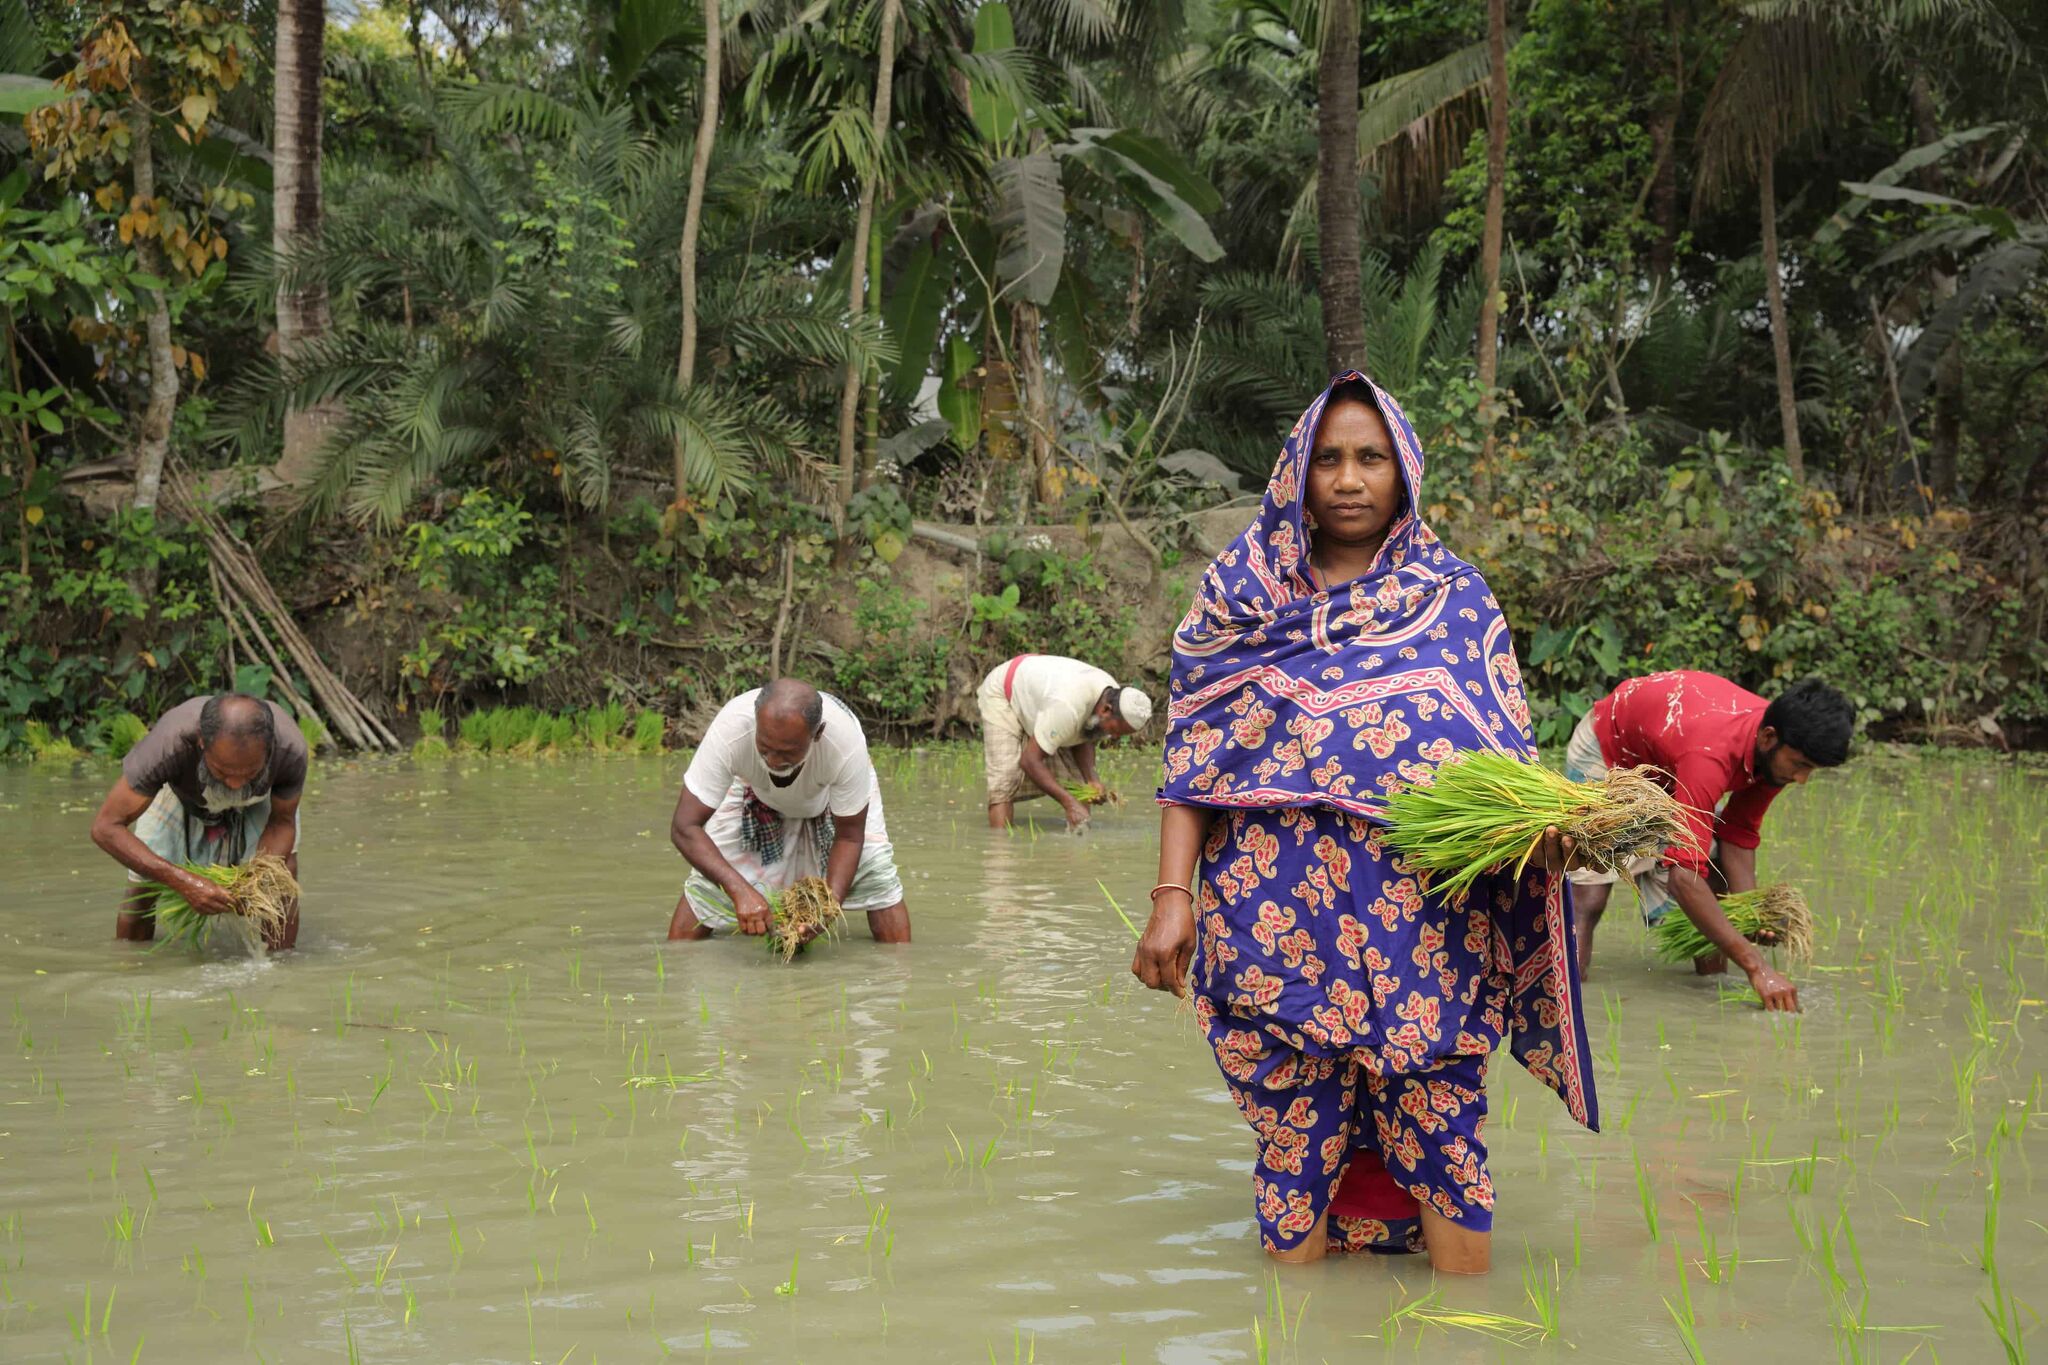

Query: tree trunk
1474 0 1508 394
673 0 721 502
1316 0 1365 377
273 0 337 488
1758 140 1802 478
834 0 902 530
129 96 179 516
860 221 881 487
1647 0 1682 280
1015 300 1054 504
1908 69 1961 501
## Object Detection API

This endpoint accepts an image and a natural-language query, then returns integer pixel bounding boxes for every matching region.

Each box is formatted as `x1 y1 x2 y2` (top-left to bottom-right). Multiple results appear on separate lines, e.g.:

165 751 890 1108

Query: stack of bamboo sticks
164 463 399 752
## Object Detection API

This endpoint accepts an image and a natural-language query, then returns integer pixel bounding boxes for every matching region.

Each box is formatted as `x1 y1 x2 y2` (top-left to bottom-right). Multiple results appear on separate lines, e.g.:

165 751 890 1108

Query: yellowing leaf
179 92 212 129
24 505 43 526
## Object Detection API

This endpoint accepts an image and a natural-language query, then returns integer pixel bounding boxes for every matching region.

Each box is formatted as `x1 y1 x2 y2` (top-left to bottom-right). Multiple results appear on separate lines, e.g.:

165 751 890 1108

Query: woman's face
1303 397 1402 549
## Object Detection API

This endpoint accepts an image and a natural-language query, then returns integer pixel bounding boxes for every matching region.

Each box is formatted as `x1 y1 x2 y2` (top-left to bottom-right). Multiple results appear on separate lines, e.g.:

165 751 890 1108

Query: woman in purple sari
1132 374 1598 1274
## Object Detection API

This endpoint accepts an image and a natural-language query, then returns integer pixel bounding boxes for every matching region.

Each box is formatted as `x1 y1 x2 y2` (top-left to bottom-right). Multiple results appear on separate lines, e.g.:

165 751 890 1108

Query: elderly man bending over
89 693 306 950
666 679 911 943
977 653 1152 832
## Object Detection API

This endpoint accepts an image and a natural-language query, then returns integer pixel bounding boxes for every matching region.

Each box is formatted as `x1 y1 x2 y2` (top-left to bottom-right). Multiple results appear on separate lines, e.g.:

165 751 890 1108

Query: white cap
1116 687 1154 731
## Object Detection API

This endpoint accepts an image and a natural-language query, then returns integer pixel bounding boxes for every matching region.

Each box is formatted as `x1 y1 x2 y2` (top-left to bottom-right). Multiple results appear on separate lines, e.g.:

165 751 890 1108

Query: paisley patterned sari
1159 373 1598 1253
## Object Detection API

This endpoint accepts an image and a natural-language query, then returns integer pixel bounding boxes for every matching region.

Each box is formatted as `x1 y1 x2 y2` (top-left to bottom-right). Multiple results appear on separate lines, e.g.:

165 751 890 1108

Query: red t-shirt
1588 671 1779 873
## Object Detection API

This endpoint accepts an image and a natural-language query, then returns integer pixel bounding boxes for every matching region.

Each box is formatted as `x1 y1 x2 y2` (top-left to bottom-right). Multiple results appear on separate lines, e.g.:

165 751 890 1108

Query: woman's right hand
1132 891 1197 997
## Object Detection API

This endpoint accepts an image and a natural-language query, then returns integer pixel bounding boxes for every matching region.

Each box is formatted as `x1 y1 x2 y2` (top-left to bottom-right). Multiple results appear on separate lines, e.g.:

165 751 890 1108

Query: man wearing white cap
977 653 1153 832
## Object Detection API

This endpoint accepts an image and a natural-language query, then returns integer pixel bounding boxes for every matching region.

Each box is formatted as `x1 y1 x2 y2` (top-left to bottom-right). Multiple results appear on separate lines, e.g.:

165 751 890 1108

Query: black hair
1762 678 1854 767
199 693 275 751
1325 377 1380 413
756 677 825 730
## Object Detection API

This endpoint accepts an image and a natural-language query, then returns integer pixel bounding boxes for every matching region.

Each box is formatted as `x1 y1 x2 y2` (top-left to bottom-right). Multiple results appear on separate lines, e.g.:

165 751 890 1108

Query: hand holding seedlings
1530 827 1580 876
731 886 773 937
178 870 240 916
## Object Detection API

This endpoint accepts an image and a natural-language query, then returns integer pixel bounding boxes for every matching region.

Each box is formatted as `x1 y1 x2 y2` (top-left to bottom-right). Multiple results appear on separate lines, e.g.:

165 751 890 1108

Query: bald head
754 679 825 780
755 678 824 730
198 693 275 795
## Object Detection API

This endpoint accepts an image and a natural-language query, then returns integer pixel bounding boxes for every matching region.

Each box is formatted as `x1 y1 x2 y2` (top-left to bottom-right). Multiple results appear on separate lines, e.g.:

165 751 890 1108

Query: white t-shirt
683 690 875 821
1007 655 1116 755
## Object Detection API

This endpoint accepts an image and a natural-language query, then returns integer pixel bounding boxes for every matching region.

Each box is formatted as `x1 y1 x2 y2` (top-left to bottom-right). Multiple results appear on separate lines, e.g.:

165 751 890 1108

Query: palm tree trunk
129 95 178 517
1758 139 1802 478
1908 70 1960 500
1474 0 1508 395
273 0 336 488
1647 0 1682 280
673 0 721 503
835 0 903 530
860 221 881 486
1316 0 1365 377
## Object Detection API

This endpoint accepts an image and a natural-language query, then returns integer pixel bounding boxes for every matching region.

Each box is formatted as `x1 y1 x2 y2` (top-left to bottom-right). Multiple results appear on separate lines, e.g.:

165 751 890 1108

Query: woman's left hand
1532 826 1579 875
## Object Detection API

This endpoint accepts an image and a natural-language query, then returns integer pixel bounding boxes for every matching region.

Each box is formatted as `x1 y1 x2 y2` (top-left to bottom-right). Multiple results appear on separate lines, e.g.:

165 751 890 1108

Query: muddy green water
1 749 2043 1362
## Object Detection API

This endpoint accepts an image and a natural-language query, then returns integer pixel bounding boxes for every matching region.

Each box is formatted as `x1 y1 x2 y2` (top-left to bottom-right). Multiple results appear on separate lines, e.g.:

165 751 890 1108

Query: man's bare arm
825 806 868 907
1670 864 1798 1012
1718 842 1758 897
256 792 300 860
1021 739 1087 824
670 787 751 902
90 779 236 914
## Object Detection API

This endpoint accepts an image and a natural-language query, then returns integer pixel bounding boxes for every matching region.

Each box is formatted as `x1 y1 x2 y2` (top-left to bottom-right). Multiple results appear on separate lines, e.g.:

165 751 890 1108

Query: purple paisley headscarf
1159 372 1598 1130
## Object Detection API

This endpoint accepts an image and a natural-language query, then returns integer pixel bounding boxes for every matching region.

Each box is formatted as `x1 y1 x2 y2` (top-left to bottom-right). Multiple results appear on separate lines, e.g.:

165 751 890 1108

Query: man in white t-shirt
666 679 911 943
977 653 1153 832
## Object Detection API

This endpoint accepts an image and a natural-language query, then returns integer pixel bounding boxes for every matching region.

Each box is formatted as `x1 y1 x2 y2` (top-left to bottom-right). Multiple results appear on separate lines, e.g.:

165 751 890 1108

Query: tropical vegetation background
3 0 2044 757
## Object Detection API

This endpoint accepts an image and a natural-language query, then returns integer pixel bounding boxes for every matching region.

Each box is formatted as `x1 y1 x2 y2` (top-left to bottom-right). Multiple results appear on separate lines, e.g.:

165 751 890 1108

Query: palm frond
1693 16 1861 208
1356 39 1494 217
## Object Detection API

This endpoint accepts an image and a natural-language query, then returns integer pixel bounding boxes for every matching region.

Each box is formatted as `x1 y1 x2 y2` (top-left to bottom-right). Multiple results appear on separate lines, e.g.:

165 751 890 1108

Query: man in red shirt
1563 672 1853 1012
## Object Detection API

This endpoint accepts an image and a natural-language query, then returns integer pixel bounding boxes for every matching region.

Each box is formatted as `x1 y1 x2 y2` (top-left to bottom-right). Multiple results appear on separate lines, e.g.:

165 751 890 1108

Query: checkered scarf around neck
1160 372 1540 816
1159 373 1597 1130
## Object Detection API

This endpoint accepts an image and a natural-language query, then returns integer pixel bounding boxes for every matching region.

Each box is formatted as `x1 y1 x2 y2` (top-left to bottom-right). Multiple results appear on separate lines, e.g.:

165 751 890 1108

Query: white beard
201 782 266 814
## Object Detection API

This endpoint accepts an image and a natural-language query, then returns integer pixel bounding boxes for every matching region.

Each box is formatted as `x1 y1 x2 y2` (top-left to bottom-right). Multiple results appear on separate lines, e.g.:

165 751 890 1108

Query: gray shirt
122 697 308 822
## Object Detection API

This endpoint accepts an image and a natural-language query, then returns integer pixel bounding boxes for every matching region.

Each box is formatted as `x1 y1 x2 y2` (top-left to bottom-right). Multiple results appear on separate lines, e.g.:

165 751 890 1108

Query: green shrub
23 720 82 762
832 580 951 725
104 712 150 759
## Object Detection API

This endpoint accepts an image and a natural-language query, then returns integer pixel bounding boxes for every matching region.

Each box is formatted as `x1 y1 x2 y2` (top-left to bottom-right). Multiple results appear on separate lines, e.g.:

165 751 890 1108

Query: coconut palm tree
273 0 334 486
1317 0 1364 375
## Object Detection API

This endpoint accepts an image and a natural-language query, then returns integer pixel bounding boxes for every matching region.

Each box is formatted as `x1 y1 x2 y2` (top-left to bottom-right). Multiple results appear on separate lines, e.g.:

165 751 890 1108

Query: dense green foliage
3 0 2044 753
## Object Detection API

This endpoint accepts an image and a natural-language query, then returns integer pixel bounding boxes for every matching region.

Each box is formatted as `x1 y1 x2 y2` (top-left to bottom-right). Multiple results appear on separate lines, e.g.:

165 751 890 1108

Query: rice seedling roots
152 855 300 952
1651 883 1815 965
766 878 843 963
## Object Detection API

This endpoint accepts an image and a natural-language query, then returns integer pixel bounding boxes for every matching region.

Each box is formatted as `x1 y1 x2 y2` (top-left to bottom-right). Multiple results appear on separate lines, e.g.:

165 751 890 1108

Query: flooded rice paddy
1 747 2043 1362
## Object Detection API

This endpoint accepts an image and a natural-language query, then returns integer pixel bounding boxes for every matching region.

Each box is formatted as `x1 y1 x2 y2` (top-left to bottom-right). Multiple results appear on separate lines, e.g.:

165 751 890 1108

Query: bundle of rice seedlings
296 712 330 752
1380 750 1694 899
104 712 151 760
539 713 580 753
151 854 300 953
457 711 493 751
412 733 453 760
498 707 544 755
764 877 842 963
1063 781 1120 807
630 710 666 755
578 701 631 752
1650 883 1814 965
22 720 82 762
